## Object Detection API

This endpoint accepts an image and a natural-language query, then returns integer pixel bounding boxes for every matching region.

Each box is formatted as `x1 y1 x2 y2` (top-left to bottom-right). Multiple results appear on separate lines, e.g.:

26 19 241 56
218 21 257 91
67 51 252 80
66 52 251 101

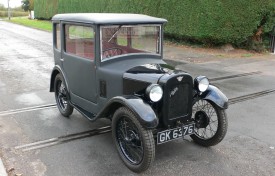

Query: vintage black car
50 13 228 172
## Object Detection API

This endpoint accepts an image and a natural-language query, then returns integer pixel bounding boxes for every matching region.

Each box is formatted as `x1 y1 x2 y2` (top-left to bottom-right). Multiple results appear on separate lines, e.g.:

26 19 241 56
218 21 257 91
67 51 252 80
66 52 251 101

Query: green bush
34 0 275 47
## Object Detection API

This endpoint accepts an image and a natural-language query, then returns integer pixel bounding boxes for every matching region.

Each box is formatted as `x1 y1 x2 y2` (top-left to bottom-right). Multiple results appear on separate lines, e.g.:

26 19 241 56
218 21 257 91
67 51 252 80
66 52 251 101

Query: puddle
15 92 45 106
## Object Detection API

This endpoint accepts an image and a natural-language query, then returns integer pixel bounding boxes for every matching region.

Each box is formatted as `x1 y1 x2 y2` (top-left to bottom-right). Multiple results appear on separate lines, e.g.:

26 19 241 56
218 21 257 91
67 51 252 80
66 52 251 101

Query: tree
21 0 34 17
21 0 30 12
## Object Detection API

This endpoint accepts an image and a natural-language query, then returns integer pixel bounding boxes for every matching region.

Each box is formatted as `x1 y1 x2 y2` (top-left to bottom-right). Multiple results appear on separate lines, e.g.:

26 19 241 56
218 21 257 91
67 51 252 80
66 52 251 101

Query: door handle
60 58 64 62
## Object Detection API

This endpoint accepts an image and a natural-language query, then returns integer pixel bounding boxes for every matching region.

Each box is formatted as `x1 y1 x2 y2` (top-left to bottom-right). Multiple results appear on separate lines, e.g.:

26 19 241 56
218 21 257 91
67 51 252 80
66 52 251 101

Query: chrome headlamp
194 76 209 92
146 84 163 102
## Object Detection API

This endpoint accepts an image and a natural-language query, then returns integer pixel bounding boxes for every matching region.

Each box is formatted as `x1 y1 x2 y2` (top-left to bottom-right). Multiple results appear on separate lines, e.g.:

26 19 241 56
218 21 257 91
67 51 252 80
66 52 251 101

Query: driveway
0 21 275 176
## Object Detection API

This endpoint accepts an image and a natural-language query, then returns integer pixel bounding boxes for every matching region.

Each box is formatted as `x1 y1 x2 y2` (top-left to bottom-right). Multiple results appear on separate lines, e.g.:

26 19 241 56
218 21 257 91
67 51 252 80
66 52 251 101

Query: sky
0 0 22 8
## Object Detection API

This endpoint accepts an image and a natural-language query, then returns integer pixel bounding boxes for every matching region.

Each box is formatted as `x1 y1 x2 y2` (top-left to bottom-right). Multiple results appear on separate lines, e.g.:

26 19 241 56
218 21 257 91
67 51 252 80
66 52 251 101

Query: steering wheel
102 47 123 58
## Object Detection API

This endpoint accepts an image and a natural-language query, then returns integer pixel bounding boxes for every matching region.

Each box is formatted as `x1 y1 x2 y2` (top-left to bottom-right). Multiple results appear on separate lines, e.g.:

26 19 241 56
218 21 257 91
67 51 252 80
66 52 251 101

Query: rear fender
49 65 69 92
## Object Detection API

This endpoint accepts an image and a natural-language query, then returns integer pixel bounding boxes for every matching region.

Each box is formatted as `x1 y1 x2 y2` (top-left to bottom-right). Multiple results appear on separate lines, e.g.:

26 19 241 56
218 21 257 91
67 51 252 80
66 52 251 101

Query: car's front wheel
54 74 74 117
190 99 228 146
112 107 155 173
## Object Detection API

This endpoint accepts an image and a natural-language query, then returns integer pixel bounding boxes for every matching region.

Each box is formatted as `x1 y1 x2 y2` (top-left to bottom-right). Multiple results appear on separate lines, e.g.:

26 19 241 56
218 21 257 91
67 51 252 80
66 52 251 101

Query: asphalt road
0 21 275 176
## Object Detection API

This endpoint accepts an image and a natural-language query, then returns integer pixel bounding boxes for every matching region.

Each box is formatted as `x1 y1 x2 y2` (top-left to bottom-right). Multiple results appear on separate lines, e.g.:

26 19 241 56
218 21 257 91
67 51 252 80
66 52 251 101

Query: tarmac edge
0 158 7 176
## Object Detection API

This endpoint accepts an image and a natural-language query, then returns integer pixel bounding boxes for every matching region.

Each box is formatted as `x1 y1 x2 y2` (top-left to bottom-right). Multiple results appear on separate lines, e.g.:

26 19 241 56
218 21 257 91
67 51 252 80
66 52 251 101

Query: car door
61 23 97 104
53 22 61 65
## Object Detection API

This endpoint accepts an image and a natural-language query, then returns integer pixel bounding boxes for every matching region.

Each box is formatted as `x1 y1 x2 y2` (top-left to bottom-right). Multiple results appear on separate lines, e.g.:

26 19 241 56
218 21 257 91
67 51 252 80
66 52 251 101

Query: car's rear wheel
190 99 228 146
54 74 73 117
112 107 155 173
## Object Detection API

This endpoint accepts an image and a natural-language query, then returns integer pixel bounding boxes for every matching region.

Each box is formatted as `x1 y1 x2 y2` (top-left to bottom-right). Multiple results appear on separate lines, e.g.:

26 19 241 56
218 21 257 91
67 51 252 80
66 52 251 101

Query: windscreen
101 25 161 60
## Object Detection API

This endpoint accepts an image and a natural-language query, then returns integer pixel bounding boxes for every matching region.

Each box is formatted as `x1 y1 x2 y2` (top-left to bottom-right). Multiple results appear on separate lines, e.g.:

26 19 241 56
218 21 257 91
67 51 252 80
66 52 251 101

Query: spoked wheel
112 107 155 173
190 99 228 146
54 74 73 117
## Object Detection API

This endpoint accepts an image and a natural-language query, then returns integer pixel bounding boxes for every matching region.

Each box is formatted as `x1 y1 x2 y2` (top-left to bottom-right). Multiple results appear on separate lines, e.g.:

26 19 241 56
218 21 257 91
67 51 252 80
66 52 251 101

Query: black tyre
54 74 73 117
112 107 155 173
190 99 228 147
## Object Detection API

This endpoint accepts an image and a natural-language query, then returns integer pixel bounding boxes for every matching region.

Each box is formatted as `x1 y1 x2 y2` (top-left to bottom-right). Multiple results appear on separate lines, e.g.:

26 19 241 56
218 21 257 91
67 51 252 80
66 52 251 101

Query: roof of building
52 13 167 24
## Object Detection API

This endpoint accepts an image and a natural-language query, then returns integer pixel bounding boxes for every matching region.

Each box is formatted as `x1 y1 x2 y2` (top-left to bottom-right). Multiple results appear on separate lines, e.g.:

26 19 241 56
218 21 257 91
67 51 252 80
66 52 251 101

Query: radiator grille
161 74 193 126
168 83 190 120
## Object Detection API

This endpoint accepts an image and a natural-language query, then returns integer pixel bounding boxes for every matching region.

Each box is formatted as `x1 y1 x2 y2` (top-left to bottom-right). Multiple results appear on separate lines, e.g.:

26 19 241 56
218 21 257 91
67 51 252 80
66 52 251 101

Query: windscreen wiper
108 25 122 42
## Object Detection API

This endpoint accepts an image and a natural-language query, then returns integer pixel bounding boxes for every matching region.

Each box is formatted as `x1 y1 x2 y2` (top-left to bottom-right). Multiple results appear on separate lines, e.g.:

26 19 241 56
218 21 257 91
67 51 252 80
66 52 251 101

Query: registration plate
157 123 195 144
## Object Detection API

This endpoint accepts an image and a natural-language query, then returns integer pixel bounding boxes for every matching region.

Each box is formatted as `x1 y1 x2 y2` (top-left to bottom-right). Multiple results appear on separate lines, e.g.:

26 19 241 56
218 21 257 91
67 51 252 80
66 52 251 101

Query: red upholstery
66 39 147 60
102 41 144 58
66 39 94 60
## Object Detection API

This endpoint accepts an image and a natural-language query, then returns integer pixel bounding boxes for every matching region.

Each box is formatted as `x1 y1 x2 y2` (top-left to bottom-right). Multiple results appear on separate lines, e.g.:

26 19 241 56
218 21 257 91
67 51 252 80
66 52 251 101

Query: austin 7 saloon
50 13 228 172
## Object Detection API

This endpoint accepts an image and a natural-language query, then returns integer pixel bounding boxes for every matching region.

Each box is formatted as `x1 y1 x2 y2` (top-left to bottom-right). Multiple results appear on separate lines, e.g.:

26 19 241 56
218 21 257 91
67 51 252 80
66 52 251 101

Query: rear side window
54 23 61 50
65 24 95 60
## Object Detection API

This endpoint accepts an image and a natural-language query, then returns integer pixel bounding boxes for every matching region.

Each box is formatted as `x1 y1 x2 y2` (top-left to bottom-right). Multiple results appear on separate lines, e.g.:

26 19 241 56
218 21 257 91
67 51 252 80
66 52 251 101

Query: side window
54 23 61 50
65 24 95 60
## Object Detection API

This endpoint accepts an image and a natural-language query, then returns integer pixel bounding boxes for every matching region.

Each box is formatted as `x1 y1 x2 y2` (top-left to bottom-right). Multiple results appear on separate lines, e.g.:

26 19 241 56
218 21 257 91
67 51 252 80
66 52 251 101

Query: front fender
97 96 158 129
198 85 228 109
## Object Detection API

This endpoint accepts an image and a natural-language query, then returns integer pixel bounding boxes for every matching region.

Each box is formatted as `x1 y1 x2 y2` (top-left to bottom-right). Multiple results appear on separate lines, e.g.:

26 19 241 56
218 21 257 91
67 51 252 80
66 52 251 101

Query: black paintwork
159 72 193 126
96 96 158 128
122 63 194 127
50 13 228 130
123 64 173 95
199 85 229 109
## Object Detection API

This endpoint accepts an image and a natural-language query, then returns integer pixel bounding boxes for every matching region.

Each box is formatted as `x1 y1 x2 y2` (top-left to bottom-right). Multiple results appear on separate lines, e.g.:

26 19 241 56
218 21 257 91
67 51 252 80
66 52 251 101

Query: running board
73 104 96 121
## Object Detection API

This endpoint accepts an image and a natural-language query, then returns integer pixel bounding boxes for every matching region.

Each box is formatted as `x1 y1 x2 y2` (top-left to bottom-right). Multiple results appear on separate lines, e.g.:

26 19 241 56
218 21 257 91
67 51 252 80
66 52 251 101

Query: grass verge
6 17 52 32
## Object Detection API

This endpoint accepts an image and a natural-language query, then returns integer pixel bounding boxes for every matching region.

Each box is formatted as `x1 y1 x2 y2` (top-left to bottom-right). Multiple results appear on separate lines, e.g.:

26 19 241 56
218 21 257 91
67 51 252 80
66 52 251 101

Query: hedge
34 0 58 19
34 0 275 46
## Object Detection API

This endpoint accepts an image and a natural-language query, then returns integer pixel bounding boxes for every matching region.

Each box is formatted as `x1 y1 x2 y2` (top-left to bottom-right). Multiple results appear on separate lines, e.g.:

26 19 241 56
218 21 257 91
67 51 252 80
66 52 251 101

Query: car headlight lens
146 84 163 102
195 76 209 92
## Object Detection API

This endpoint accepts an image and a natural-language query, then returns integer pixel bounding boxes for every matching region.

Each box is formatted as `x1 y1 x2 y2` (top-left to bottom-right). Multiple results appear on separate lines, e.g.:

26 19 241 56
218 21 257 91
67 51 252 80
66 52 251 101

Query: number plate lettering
157 123 195 144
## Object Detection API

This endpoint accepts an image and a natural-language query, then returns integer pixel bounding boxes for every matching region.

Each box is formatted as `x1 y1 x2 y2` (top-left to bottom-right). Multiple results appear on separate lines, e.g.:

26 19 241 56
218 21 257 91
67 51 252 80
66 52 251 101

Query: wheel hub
116 117 143 165
194 111 209 128
57 82 68 111
125 131 137 142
